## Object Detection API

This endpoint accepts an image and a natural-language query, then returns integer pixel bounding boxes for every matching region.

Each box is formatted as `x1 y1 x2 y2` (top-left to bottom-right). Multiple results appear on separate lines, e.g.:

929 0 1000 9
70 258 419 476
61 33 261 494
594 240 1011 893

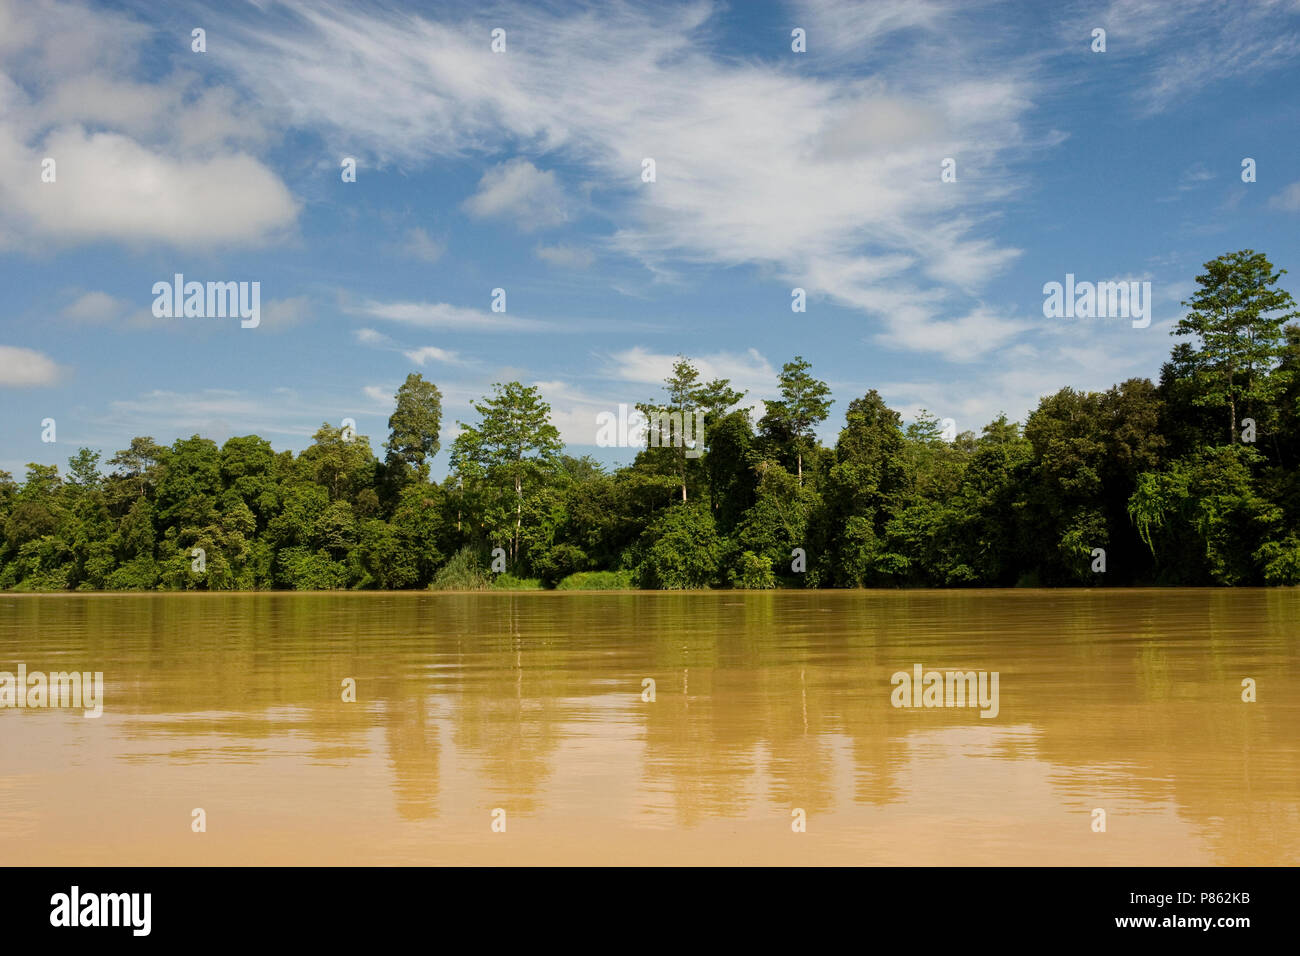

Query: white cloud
362 384 393 406
462 158 569 231
790 0 957 58
875 305 1032 360
606 346 776 405
61 290 126 324
355 328 392 346
6 126 297 247
0 345 63 386
213 0 1039 354
401 227 445 263
0 0 296 249
1076 0 1300 113
530 379 613 447
403 346 462 366
353 299 551 333
1270 181 1300 212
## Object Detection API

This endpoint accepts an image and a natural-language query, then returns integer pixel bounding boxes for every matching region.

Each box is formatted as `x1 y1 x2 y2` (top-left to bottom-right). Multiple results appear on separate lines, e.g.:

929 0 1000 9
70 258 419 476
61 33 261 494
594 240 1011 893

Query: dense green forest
4 249 1299 591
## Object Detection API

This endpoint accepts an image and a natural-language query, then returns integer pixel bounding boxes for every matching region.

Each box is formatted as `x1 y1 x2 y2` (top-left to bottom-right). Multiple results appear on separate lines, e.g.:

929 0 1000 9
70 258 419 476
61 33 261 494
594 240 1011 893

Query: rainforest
3 249 1297 592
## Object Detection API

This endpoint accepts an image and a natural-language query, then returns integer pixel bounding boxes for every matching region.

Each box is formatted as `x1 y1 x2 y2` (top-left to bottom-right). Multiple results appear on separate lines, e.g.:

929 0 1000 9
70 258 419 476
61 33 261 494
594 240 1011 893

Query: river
1 589 1296 864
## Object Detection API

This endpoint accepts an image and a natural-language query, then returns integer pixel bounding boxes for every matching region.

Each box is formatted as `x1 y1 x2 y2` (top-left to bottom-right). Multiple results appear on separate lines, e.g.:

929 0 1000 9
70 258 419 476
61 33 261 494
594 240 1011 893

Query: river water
1 589 1296 864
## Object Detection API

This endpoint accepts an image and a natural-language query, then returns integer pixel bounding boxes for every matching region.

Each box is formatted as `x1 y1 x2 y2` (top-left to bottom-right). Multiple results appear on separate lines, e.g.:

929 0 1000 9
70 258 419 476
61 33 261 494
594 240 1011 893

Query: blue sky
3 0 1300 480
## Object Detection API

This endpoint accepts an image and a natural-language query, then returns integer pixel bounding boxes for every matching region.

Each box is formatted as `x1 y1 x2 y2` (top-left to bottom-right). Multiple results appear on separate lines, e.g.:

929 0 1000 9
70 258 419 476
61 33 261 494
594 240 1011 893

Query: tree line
3 249 1298 591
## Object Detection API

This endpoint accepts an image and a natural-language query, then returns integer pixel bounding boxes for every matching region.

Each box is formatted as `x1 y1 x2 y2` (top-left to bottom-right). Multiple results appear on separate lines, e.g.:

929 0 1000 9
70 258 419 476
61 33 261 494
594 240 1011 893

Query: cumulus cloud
61 290 126 324
8 127 297 246
0 345 64 386
0 0 297 249
462 158 569 231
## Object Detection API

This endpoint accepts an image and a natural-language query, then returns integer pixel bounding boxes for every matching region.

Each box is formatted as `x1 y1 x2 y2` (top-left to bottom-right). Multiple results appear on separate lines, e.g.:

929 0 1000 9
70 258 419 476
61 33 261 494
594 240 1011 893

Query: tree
299 423 377 502
108 436 166 501
386 373 443 482
767 356 832 485
636 502 722 589
705 409 758 530
220 436 278 525
816 390 906 586
66 448 102 491
451 382 561 564
154 436 221 528
694 377 747 431
1174 250 1298 443
638 356 703 503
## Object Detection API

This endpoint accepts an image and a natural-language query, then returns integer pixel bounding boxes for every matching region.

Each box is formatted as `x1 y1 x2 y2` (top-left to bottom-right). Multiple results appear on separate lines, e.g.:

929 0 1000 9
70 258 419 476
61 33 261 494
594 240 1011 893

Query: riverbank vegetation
3 250 1298 590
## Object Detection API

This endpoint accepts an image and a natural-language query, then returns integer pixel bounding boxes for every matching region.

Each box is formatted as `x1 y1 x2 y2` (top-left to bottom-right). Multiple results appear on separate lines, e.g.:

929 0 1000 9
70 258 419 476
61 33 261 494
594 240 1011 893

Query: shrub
430 546 490 591
728 550 775 589
492 573 543 590
555 569 636 590
636 503 722 589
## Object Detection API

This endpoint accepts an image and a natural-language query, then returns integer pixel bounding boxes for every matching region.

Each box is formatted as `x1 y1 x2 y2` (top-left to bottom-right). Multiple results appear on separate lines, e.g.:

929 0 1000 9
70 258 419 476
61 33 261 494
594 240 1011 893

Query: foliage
728 550 776 589
555 570 637 590
430 546 491 591
635 502 723 589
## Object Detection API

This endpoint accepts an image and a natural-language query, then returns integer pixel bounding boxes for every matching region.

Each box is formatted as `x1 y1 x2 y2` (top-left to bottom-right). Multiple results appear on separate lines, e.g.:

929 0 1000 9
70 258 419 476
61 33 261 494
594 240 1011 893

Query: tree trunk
797 451 803 486
514 473 522 562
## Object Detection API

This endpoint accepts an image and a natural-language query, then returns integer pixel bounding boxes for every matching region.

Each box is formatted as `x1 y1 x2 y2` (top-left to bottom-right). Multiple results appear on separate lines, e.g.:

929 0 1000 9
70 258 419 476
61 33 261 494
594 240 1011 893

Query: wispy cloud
1271 180 1300 212
215 0 1038 355
403 345 463 366
1076 0 1300 114
399 227 446 263
352 300 551 332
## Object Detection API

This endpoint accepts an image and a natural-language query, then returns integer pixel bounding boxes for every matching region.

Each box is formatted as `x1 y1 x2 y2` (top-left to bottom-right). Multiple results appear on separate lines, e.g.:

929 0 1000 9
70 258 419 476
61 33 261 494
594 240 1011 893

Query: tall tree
386 373 443 482
1174 250 1298 443
768 356 832 485
638 356 703 502
451 382 561 563
817 390 906 585
108 436 166 501
694 377 747 430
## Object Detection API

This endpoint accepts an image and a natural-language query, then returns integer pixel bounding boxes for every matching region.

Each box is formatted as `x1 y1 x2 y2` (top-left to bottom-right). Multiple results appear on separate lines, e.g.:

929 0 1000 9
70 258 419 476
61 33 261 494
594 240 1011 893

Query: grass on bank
427 550 634 591
553 570 637 590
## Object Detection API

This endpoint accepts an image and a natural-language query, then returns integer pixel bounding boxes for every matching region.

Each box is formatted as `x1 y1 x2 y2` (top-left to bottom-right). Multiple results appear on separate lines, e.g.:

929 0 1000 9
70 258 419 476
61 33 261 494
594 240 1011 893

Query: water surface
1 590 1296 865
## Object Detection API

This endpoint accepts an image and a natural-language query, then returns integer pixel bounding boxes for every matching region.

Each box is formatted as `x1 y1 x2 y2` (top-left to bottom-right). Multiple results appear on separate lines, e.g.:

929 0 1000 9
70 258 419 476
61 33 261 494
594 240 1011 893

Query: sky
3 0 1300 480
